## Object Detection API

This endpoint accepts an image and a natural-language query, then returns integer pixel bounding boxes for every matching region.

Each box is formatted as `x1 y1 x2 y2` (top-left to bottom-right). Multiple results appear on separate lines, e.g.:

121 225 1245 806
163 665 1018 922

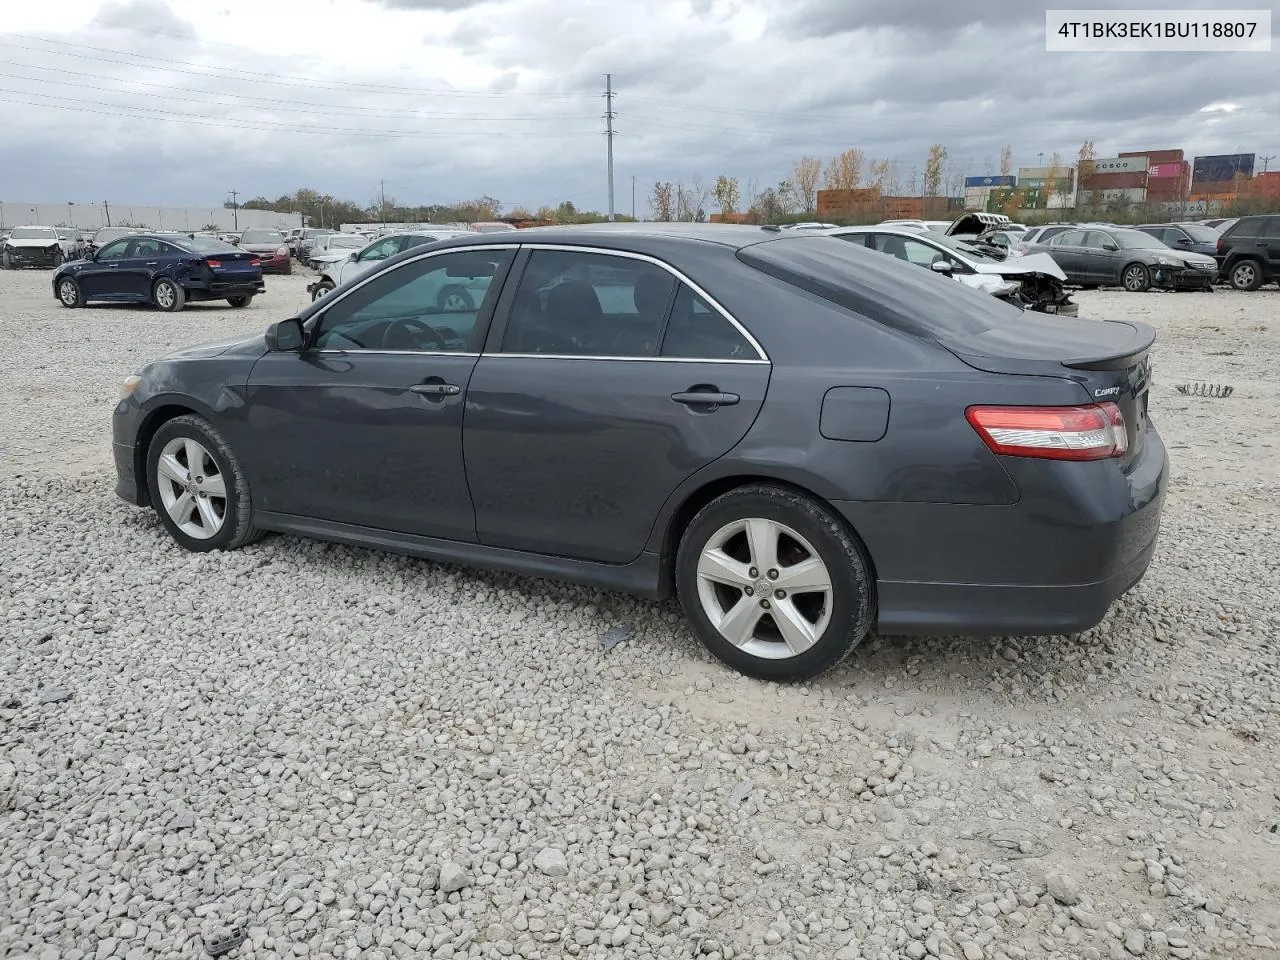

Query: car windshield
738 234 1024 339
327 235 365 248
303 229 332 238
1177 224 1220 241
1113 229 1165 249
176 236 241 254
241 230 284 244
10 227 57 239
94 229 132 242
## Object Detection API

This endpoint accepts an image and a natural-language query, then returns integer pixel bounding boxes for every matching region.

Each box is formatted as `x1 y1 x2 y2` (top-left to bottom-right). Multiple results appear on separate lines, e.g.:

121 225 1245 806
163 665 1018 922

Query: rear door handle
671 390 739 407
410 382 461 397
145 261 158 266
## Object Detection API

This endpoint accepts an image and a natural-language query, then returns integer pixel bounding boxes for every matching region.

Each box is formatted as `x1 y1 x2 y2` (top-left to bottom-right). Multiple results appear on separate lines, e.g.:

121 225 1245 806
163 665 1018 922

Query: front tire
51 249 64 268
57 277 85 308
227 295 252 308
1 251 11 270
675 484 875 681
153 278 185 312
311 280 335 302
146 415 263 553
1122 263 1151 292
1229 259 1264 291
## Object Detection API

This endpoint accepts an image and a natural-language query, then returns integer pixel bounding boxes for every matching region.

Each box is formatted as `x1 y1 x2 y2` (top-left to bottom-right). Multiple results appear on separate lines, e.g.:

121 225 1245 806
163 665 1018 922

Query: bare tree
791 157 821 213
867 159 891 191
685 176 712 222
713 175 741 216
923 144 948 196
776 179 799 214
823 149 865 191
649 182 675 221
999 144 1013 178
1043 151 1064 214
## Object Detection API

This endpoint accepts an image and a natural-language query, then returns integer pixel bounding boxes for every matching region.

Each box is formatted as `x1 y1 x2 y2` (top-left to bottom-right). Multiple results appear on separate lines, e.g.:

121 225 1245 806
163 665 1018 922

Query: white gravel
2 266 1279 960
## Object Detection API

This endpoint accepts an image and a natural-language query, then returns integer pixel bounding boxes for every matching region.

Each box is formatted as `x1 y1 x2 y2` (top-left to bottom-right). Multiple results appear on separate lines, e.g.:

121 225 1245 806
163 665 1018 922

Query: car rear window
177 236 241 254
737 235 1024 338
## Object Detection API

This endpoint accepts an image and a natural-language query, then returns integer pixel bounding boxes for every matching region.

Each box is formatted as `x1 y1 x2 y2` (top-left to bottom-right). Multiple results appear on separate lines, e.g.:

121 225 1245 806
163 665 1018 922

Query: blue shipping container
964 175 1016 188
1192 154 1254 184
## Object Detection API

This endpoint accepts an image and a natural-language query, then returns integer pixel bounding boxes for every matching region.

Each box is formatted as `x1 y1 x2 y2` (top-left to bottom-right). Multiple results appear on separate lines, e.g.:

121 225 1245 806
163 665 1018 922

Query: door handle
671 389 739 407
145 261 158 265
410 382 461 397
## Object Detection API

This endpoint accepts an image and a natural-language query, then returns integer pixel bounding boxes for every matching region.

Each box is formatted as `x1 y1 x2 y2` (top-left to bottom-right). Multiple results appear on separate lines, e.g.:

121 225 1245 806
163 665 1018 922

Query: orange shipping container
1121 148 1183 163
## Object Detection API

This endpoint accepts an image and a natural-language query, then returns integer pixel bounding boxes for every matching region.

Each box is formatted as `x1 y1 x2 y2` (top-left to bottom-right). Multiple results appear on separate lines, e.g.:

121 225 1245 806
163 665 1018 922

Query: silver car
307 229 471 301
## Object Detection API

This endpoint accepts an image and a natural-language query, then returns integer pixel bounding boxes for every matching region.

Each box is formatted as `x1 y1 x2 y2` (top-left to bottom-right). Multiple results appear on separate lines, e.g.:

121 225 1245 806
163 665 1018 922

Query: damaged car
824 226 1078 315
1022 226 1217 292
1 225 79 269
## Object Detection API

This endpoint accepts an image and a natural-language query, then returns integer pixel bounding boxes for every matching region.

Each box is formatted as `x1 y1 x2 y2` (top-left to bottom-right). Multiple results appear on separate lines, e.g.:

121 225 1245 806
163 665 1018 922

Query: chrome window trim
312 350 481 357
491 244 770 363
485 354 768 365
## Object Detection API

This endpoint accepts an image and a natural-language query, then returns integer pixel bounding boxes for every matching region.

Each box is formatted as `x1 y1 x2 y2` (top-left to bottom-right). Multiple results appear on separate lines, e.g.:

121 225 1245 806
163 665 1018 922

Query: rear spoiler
1061 321 1156 371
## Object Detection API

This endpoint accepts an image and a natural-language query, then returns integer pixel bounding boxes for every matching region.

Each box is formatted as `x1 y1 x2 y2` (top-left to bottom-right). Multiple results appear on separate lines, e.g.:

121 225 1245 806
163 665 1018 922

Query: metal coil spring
1175 382 1234 398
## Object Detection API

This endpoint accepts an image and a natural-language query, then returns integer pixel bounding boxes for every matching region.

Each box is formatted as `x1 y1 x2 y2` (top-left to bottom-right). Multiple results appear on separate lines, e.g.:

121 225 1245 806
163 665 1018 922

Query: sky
0 0 1276 216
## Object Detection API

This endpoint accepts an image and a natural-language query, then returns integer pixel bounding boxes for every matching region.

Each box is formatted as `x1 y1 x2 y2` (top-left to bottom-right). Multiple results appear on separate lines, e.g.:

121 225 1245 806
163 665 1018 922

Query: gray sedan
111 225 1167 681
1025 226 1218 291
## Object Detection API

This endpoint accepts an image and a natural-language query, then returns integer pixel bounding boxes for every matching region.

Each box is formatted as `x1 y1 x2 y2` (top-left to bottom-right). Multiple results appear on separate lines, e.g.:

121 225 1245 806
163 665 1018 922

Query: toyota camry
111 224 1167 681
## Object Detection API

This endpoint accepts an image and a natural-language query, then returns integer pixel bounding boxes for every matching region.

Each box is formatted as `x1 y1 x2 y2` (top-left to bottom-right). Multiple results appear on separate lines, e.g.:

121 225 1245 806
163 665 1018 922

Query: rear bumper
184 279 266 299
838 423 1168 637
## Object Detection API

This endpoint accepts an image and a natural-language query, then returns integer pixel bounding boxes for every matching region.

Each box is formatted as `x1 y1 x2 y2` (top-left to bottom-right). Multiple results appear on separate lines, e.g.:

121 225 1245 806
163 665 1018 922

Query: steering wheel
382 318 447 351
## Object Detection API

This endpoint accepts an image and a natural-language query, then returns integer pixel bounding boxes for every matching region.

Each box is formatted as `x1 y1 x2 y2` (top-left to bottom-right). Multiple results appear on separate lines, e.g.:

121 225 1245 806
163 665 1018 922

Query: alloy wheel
1233 263 1256 289
59 280 78 306
1123 266 1147 291
154 437 227 540
155 283 176 309
695 517 833 660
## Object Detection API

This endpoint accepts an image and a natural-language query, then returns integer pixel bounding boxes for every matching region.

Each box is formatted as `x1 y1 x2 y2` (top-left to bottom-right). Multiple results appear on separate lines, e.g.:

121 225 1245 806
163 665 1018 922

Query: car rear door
463 246 770 564
1260 217 1280 276
1083 230 1125 283
244 246 516 540
1044 230 1086 280
123 238 165 298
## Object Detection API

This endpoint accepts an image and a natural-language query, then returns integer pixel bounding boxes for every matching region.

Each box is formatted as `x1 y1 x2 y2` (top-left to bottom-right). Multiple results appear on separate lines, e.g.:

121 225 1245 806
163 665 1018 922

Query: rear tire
146 414 264 553
1122 263 1151 292
57 277 85 308
227 295 252 308
1229 259 1264 291
675 484 875 682
153 278 185 312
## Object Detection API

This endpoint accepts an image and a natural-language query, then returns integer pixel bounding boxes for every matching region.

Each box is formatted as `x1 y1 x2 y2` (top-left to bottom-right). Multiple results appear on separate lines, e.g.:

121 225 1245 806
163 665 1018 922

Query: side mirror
930 259 954 274
1102 242 1119 252
349 252 359 262
265 318 305 352
1175 237 1191 245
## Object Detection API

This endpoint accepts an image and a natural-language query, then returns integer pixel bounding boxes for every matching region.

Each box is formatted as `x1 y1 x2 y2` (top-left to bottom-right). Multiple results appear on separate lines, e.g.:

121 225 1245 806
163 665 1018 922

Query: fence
0 202 302 233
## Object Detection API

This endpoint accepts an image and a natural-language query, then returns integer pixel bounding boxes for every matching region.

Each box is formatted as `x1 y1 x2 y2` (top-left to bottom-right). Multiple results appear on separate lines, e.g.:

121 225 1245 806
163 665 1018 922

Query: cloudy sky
1 0 1276 215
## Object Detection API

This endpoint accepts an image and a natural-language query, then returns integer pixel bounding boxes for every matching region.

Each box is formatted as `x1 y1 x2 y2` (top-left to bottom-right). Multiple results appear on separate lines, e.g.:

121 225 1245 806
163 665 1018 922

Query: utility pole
228 190 239 230
631 175 636 220
1261 155 1276 174
380 180 386 225
603 74 616 221
103 200 111 227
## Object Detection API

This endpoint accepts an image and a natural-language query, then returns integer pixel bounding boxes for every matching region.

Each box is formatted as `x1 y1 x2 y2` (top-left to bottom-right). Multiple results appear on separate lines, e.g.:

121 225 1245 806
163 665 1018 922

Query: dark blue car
53 234 265 312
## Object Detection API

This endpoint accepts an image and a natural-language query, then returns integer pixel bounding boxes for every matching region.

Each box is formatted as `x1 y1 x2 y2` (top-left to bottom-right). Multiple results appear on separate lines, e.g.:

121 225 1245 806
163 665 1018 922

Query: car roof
421 222 790 251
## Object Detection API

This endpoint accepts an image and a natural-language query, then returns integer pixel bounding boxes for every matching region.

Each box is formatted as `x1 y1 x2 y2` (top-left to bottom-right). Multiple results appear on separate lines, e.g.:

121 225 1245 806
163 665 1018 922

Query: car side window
1050 230 1080 246
499 250 676 358
129 239 163 258
358 237 402 262
660 284 755 360
313 249 513 353
1262 218 1280 238
1082 231 1112 249
836 233 872 246
96 239 132 261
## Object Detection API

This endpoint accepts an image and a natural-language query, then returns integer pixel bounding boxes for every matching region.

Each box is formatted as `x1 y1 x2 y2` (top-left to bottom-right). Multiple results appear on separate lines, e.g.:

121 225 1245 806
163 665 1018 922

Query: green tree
713 175 741 216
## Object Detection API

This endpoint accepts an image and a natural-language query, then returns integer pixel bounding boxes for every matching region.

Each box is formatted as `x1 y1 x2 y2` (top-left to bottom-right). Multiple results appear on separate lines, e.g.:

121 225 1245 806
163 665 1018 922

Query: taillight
207 259 222 268
1215 236 1225 254
250 257 261 266
966 403 1127 461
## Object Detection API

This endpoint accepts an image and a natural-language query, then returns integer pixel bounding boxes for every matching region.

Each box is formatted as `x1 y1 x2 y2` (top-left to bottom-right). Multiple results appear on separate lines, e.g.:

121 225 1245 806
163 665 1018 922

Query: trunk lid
207 250 260 274
941 315 1155 468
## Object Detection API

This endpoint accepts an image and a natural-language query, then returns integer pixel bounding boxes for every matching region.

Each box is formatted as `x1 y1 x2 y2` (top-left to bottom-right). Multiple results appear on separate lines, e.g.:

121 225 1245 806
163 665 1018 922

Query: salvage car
1024 226 1217 291
1213 215 1280 291
946 212 1014 238
826 226 1077 315
306 232 367 270
111 224 1165 682
307 229 470 301
236 229 292 275
53 234 263 311
1 225 77 268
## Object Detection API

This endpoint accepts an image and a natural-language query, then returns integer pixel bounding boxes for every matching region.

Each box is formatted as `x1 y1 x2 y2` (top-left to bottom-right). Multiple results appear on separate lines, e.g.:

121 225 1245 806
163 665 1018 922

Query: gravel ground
1 266 1278 960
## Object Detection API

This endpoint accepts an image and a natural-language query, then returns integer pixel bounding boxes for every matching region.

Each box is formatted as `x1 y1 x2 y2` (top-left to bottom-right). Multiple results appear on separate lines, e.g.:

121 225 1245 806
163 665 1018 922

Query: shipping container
1193 154 1255 184
1148 161 1186 179
1121 149 1183 163
1189 179 1247 198
816 188 882 218
1084 156 1148 174
1079 170 1149 191
1251 172 1280 197
964 175 1015 188
947 196 967 211
1078 187 1146 205
1145 180 1186 201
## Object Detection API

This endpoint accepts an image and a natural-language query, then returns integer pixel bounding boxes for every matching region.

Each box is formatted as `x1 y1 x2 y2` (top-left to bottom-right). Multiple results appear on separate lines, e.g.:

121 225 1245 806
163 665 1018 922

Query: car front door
76 239 134 298
244 246 516 540
463 247 771 564
1082 230 1124 283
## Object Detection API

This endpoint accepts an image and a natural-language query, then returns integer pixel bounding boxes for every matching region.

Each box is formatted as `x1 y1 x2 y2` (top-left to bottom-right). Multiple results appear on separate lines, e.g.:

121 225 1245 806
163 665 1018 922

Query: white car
306 232 368 269
1 225 80 269
306 229 470 301
822 225 1078 315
